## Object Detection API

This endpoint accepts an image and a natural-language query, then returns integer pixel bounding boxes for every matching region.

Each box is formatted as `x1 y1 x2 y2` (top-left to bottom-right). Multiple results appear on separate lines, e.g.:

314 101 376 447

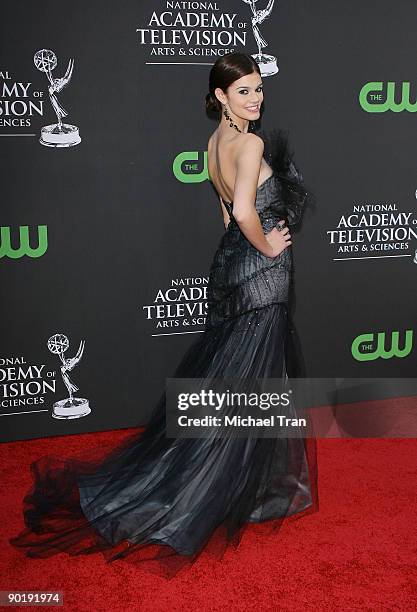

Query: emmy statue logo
33 49 81 147
47 333 91 419
244 0 278 77
413 248 417 264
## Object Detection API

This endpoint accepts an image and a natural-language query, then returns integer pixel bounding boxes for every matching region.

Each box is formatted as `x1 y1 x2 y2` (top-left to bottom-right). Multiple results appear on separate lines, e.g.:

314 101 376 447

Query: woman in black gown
10 52 318 574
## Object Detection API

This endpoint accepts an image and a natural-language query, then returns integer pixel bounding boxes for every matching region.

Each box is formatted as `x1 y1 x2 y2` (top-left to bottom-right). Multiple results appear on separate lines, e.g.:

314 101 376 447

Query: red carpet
1 431 416 611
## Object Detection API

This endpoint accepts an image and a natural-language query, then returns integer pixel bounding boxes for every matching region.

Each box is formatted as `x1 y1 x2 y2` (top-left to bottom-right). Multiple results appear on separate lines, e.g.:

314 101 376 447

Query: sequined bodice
223 172 288 234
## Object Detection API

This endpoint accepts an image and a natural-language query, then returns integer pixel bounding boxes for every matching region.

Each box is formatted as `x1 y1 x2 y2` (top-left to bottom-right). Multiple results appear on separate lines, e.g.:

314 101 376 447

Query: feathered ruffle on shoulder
253 126 314 226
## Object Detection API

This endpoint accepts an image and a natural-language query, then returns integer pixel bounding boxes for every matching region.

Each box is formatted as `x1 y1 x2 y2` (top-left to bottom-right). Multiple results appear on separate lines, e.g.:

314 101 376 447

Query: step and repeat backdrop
1 1 416 442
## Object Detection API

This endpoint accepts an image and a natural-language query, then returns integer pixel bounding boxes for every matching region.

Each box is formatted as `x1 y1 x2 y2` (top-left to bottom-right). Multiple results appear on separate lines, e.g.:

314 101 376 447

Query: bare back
207 128 273 205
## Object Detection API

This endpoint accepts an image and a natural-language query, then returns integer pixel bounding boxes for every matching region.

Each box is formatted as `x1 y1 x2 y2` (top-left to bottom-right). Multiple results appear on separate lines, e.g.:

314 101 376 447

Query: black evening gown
9 127 318 574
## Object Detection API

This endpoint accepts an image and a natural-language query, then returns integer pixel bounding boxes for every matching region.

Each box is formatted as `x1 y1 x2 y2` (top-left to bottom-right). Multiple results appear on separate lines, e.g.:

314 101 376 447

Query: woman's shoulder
209 126 263 144
208 128 264 161
234 131 264 158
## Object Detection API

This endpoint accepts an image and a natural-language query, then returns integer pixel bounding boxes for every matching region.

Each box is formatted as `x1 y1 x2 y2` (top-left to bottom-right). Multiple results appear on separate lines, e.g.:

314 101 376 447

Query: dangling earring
223 104 242 133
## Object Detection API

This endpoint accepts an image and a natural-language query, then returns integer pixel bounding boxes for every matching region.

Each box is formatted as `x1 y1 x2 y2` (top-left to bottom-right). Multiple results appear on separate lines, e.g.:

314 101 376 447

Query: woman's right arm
232 135 291 258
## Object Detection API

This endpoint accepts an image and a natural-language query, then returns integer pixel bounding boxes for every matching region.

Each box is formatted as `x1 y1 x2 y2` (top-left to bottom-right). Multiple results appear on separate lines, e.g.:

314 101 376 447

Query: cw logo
173 151 209 183
0 225 48 259
351 330 413 361
359 81 417 112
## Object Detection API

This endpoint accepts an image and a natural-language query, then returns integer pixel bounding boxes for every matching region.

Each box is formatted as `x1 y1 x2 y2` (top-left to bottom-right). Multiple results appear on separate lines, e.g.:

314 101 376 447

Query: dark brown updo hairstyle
205 52 261 116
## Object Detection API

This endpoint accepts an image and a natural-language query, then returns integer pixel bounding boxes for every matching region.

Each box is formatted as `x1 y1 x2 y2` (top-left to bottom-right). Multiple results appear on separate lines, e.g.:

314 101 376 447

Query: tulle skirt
9 302 318 576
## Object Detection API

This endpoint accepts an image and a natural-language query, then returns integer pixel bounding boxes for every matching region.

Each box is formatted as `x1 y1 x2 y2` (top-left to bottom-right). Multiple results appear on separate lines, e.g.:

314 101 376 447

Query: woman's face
216 71 263 121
